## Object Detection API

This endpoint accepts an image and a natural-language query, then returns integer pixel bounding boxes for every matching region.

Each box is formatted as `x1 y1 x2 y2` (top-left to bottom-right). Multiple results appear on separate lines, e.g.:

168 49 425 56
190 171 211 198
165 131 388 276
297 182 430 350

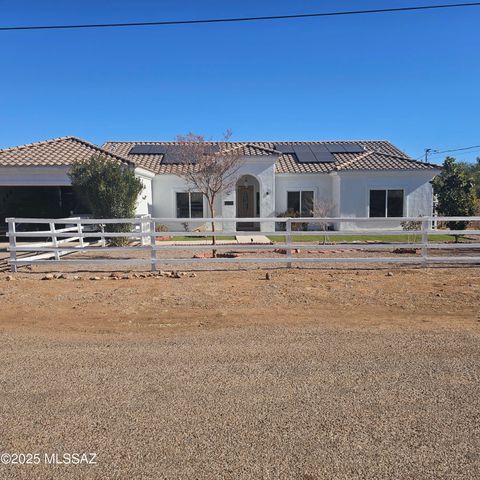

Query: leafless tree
175 130 244 256
311 198 337 244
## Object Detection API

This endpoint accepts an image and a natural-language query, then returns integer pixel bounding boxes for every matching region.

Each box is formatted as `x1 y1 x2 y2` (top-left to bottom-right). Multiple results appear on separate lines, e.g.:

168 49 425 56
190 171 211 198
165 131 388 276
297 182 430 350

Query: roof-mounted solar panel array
129 144 221 163
129 144 168 155
274 142 364 163
128 142 365 164
330 143 364 153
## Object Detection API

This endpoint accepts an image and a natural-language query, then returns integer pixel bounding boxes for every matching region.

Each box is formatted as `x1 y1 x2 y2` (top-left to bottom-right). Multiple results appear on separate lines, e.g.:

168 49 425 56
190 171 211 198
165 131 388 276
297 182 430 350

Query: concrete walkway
235 234 272 244
157 235 272 246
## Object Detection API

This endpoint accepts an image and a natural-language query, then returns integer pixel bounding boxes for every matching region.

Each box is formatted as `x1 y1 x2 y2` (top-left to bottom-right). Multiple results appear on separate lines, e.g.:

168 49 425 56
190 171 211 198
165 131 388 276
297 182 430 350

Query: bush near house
433 157 476 242
69 156 144 246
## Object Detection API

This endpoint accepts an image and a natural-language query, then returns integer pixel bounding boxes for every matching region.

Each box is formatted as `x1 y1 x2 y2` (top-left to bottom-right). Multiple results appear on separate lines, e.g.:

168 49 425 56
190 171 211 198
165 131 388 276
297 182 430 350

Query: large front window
176 192 204 218
369 189 404 217
287 190 314 216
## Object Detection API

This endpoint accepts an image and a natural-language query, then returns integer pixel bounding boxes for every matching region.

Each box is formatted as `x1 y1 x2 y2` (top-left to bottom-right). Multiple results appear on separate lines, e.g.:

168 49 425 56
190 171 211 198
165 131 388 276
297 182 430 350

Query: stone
265 272 271 280
42 274 54 280
90 276 101 281
5 275 14 281
386 272 394 277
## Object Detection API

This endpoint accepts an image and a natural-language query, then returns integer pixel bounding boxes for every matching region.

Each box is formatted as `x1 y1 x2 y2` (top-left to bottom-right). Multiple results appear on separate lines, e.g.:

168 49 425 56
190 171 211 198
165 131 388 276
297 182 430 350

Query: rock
90 276 101 281
265 272 271 280
132 273 140 278
172 271 181 279
5 275 14 281
73 276 82 281
42 274 54 281
386 272 394 277
189 273 197 278
121 275 130 280
56 273 68 280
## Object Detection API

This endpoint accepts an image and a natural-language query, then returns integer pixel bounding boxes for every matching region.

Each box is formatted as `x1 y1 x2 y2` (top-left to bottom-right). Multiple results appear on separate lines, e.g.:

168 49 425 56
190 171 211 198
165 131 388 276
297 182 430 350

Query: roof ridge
0 136 75 154
68 137 139 168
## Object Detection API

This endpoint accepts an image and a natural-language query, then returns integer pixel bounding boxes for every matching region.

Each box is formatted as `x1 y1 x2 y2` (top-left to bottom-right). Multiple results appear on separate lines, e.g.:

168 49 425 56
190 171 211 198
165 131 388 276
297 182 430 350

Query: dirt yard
0 267 479 479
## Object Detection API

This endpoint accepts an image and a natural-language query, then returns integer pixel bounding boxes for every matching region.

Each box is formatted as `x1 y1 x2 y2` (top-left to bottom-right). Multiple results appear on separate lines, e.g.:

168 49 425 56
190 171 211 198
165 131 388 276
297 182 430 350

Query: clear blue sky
1 0 479 164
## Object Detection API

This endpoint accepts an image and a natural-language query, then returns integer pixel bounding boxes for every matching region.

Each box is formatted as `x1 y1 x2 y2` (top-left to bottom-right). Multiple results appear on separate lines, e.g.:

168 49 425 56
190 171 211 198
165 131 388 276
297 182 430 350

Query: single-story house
0 136 440 232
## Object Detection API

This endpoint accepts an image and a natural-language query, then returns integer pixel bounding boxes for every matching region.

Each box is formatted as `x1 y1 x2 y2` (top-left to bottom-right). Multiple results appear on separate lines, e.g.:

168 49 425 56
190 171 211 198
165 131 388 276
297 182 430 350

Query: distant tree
69 156 144 246
432 157 476 242
311 198 337 244
175 131 243 257
460 157 480 199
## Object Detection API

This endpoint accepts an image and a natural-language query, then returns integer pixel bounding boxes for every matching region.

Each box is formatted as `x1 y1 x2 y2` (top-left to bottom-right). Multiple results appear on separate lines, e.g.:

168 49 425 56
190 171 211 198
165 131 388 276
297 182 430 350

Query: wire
1 2 480 32
416 145 480 160
432 145 480 155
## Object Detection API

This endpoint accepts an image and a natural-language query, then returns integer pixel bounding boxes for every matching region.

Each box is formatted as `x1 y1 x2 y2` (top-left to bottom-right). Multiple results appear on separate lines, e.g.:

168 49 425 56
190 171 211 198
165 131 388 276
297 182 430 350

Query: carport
0 136 140 237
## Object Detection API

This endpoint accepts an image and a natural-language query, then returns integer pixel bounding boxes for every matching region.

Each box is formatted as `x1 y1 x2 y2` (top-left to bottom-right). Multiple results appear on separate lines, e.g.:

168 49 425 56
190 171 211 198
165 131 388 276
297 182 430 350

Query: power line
417 144 480 160
1 2 480 32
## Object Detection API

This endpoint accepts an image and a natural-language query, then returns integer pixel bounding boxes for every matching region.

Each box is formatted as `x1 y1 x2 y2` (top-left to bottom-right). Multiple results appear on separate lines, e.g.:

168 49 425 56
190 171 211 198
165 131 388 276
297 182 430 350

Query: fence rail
5 215 480 272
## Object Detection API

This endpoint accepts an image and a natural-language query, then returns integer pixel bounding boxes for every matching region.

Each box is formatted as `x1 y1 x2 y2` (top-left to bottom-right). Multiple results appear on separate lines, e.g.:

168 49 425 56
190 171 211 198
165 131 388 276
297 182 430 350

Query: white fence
5 215 480 272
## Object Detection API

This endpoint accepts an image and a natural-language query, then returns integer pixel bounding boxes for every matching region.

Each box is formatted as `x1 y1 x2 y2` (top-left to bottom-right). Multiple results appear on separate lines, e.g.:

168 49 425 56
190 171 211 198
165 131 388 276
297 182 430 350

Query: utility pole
424 148 432 162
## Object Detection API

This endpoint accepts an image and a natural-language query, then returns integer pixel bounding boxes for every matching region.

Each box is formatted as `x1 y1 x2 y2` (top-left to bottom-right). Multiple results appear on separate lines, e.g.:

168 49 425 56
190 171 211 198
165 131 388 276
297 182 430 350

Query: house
0 136 440 233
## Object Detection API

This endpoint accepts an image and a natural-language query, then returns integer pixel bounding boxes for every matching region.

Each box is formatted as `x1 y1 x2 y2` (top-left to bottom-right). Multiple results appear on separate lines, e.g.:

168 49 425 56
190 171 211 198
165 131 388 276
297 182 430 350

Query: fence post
421 218 429 268
49 221 60 261
7 218 17 273
150 219 156 272
77 221 84 248
286 218 292 268
100 224 106 247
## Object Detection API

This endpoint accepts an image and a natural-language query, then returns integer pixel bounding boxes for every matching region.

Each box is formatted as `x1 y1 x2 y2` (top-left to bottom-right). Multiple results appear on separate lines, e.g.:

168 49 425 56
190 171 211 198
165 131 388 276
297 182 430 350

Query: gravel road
1 322 479 479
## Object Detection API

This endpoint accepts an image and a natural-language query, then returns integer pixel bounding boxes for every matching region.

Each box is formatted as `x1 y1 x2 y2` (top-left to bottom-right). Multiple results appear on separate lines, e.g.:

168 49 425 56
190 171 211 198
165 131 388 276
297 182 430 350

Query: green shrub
69 156 144 246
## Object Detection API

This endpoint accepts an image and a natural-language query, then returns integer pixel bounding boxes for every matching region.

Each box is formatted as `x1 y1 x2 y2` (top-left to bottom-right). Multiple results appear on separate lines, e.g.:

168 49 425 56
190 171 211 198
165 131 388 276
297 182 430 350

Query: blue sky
1 0 479 164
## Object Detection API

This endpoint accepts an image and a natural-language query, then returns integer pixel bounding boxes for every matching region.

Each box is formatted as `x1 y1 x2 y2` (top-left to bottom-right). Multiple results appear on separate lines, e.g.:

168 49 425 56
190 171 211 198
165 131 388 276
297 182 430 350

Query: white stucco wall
134 168 154 216
221 158 277 232
149 166 440 232
151 156 277 232
335 170 440 230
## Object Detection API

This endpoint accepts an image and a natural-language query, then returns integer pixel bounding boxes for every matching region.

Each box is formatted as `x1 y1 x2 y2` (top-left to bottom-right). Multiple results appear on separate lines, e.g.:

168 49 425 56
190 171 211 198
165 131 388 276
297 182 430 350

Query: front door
236 186 255 231
237 186 254 218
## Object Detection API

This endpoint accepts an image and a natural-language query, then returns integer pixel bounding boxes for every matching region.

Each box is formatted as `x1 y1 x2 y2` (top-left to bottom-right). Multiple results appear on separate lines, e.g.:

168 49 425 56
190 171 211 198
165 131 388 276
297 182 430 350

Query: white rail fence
5 215 480 272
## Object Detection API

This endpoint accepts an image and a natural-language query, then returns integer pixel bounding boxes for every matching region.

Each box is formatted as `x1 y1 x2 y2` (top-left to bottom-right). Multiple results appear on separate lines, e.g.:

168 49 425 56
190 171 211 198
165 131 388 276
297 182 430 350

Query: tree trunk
209 200 217 258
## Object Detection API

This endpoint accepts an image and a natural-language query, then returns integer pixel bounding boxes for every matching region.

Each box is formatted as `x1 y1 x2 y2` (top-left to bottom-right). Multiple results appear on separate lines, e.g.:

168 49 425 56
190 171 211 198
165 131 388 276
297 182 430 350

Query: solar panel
163 145 219 164
129 145 168 155
341 143 364 153
310 144 329 153
293 145 321 163
274 144 295 154
325 144 347 154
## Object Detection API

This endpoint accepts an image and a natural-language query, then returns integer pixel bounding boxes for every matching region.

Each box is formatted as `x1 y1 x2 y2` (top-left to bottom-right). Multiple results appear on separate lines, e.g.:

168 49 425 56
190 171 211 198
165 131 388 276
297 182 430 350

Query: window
369 189 404 218
176 192 204 218
287 191 314 216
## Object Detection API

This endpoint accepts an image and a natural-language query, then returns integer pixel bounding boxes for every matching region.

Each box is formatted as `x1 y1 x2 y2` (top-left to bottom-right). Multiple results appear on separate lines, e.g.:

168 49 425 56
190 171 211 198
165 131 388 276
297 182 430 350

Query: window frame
368 188 405 218
175 191 205 219
286 189 315 217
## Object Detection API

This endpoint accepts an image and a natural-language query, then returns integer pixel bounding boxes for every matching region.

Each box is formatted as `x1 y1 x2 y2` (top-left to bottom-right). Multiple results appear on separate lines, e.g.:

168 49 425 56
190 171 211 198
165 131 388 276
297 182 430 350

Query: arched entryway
236 174 260 231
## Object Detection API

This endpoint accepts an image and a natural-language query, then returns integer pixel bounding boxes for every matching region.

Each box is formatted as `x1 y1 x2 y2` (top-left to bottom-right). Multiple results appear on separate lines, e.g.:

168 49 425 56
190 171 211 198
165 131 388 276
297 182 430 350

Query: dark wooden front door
236 186 256 231
237 186 254 218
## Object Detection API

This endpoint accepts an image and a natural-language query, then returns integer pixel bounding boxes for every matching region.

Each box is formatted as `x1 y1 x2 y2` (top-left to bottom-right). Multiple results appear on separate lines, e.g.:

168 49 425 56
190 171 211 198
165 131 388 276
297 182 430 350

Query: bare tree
175 131 244 256
311 198 336 244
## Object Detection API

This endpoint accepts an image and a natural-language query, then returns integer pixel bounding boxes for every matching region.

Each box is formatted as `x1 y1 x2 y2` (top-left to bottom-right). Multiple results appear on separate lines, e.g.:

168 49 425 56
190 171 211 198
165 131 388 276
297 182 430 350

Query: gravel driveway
1 322 479 479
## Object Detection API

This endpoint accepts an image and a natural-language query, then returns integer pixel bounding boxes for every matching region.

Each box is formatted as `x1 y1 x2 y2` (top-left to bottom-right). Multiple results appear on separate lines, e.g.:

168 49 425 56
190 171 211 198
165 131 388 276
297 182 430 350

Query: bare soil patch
0 267 479 336
0 268 479 479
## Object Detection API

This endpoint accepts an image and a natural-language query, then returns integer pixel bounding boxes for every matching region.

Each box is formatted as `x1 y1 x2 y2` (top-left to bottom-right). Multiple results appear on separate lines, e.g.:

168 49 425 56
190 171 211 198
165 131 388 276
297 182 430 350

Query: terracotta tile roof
102 140 439 174
0 136 143 170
